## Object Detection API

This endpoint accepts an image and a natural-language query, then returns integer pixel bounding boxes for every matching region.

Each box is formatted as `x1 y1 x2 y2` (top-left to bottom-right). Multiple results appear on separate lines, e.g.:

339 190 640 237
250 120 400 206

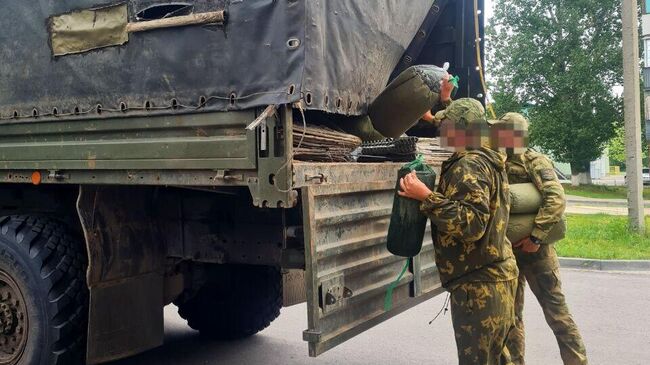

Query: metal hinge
305 173 327 184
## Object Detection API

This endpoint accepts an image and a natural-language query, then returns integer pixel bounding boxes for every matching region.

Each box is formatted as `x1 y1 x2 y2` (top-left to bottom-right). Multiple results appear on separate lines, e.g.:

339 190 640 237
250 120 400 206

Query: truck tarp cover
0 0 434 120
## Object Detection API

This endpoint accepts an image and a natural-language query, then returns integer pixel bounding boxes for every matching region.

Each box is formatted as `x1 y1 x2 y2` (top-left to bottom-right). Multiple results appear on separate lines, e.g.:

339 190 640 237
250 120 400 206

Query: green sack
506 214 567 244
387 156 436 257
509 183 543 214
369 65 446 138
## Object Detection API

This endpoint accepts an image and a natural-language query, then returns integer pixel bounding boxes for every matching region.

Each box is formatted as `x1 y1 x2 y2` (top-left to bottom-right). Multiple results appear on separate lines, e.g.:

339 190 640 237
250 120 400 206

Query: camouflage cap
498 112 529 131
434 98 486 125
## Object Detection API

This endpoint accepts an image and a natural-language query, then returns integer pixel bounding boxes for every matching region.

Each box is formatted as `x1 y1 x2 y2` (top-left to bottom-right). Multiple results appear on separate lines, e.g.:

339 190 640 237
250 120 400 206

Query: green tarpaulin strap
449 75 460 89
403 154 433 173
383 257 411 311
449 75 460 98
404 154 424 171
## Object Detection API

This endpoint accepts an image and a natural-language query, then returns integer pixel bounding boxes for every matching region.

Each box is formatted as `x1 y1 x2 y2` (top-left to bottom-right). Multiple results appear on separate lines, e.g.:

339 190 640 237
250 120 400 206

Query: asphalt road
108 269 650 365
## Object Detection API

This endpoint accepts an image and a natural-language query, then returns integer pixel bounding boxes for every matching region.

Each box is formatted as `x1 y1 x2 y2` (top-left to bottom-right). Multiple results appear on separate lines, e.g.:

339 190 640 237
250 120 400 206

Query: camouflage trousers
450 279 517 365
506 244 588 365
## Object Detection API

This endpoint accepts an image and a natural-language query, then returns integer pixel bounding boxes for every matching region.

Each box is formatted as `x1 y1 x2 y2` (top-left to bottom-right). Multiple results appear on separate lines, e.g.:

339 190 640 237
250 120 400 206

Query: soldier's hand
422 110 435 123
440 73 454 104
398 171 432 202
516 236 541 253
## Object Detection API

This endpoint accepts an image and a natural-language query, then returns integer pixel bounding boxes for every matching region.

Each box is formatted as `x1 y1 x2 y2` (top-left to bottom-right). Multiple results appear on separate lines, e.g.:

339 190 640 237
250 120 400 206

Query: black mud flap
77 186 166 364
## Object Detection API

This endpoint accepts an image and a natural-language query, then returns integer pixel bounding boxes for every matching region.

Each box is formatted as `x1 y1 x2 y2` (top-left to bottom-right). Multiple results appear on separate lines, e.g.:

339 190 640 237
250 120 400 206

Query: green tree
608 125 649 170
487 0 623 185
491 90 523 118
608 126 627 168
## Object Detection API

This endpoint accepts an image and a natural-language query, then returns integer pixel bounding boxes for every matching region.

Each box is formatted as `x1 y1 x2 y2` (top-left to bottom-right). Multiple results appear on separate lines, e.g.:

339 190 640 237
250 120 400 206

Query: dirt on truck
0 1 485 364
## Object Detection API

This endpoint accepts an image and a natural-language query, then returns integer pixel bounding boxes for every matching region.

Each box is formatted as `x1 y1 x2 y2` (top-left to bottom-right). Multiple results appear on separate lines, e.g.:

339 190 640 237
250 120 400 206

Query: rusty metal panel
294 162 441 188
283 270 307 307
301 166 443 356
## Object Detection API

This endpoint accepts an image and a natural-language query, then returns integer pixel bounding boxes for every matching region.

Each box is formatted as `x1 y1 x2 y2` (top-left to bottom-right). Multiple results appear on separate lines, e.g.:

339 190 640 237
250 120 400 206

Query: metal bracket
247 105 298 208
214 169 244 182
304 173 327 184
48 170 69 181
319 275 353 314
302 329 322 342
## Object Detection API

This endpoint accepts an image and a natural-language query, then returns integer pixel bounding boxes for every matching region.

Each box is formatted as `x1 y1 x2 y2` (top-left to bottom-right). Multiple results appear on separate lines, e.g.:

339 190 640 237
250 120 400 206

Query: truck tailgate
296 162 443 356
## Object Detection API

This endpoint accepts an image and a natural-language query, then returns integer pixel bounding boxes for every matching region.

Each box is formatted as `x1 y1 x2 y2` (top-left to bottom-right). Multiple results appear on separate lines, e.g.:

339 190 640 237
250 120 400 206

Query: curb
566 197 650 208
559 257 650 271
566 200 650 208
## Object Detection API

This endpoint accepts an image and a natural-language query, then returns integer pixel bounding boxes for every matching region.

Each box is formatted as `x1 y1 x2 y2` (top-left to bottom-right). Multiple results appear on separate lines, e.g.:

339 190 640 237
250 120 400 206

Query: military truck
0 0 485 363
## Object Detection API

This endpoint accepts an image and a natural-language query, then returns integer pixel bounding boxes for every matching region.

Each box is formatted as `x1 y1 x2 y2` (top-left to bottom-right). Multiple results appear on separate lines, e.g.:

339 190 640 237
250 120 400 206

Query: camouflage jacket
420 148 518 289
506 149 566 241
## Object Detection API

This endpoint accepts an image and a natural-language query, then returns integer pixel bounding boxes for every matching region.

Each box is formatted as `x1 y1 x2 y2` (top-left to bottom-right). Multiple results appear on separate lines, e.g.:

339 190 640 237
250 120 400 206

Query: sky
485 0 494 20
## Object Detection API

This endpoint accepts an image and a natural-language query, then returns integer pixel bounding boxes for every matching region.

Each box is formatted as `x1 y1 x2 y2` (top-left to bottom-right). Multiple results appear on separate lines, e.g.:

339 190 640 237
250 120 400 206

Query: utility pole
622 0 645 232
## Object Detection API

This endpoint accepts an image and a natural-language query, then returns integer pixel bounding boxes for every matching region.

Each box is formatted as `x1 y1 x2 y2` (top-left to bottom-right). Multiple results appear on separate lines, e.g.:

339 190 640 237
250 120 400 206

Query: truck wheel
176 265 282 340
0 216 88 365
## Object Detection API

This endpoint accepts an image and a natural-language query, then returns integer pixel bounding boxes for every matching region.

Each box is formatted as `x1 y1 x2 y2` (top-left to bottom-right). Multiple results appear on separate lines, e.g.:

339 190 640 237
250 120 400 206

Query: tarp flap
50 4 129 57
304 0 435 115
0 0 303 119
0 0 432 120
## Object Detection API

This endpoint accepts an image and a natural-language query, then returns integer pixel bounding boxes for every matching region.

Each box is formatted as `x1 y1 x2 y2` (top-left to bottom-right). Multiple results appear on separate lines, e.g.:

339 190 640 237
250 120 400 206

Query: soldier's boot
506 272 528 365
527 268 588 365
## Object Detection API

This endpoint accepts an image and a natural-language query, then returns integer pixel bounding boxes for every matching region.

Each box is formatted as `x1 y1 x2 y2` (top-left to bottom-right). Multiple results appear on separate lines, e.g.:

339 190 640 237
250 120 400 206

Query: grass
561 184 650 200
556 214 650 260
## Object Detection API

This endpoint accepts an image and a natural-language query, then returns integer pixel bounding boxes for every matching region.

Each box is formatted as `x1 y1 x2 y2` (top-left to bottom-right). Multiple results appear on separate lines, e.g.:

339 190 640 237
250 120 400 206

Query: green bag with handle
386 155 436 257
384 156 436 311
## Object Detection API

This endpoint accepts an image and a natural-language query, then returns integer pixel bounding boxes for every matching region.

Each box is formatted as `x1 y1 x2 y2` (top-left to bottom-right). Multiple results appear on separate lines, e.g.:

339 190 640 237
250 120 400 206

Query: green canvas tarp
507 214 567 244
509 183 543 214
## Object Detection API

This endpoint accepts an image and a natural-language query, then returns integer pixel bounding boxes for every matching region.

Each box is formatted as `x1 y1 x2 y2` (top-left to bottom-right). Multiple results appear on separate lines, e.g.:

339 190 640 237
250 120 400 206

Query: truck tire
176 265 282 340
0 216 88 365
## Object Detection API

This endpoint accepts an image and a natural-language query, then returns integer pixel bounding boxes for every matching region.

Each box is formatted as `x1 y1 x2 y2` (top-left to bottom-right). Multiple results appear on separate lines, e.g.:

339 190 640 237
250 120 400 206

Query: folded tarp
509 183 543 214
507 214 567 244
368 65 446 138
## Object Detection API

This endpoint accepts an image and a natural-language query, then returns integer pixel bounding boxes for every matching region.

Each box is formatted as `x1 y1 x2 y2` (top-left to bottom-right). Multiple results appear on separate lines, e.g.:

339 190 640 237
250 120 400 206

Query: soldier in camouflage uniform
400 98 518 365
497 113 588 365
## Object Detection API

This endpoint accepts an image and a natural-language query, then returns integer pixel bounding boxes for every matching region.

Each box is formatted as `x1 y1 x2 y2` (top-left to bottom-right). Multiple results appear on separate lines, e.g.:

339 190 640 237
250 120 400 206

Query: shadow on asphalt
105 327 284 365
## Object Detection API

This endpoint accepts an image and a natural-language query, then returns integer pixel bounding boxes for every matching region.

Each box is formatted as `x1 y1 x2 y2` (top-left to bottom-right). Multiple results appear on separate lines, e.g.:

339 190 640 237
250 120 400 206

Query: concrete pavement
108 269 650 365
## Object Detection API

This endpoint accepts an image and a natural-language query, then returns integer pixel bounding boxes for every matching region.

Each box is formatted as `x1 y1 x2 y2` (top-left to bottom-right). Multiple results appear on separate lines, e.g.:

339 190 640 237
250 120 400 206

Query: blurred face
440 119 490 152
440 119 466 152
490 123 529 155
